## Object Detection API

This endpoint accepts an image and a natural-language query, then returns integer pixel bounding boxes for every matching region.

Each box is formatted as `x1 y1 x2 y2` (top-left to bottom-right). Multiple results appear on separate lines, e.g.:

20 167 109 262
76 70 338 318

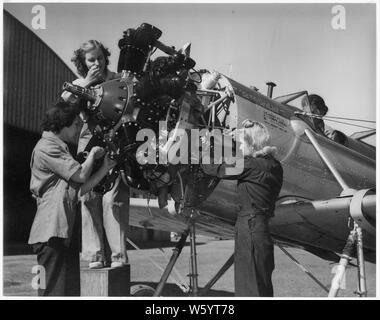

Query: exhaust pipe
266 81 276 98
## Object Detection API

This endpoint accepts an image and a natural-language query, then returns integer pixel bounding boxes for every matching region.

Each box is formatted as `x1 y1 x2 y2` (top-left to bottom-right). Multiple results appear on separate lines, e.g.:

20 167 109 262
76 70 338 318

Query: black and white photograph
1 1 377 301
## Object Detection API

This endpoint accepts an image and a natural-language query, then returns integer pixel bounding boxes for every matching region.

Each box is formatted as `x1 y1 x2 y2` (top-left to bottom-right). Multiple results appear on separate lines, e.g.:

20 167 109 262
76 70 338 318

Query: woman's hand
89 146 105 160
85 65 105 86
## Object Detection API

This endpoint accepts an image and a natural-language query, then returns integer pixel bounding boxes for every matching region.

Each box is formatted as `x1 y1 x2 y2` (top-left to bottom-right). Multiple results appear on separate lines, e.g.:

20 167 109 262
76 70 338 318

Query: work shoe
89 261 104 269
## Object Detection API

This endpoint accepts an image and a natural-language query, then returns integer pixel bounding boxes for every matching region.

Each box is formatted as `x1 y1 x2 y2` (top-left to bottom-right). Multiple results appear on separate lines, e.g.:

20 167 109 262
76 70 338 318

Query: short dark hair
71 40 111 78
302 94 329 116
41 101 80 133
309 94 328 115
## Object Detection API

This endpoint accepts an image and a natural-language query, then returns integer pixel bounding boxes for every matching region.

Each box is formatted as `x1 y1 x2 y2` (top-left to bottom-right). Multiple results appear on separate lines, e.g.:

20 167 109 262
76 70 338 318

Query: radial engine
62 23 235 212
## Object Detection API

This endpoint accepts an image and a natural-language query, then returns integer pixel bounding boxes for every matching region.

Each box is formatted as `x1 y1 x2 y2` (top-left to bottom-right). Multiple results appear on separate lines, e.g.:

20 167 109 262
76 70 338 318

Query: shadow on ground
129 281 233 297
126 240 208 250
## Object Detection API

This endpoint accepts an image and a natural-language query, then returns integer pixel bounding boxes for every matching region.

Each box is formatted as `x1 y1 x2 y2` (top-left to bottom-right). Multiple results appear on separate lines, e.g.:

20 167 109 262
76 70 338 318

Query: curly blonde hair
71 40 111 78
241 119 277 157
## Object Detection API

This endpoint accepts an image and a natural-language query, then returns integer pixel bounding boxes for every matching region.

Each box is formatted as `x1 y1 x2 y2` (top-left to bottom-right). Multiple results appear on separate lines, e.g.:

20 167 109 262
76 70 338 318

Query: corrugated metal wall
3 10 76 133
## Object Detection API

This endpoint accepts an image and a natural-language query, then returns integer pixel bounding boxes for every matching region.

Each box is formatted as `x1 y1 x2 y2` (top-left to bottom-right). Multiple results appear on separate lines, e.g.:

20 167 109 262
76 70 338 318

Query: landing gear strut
304 128 370 297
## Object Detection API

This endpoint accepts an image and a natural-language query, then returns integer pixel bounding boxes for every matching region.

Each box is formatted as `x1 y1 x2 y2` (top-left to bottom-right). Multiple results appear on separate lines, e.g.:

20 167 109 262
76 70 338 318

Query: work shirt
201 155 283 217
28 131 81 244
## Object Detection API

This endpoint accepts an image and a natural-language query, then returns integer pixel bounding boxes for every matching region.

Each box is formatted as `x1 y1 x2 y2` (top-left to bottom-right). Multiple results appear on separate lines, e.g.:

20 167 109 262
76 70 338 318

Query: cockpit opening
275 91 375 159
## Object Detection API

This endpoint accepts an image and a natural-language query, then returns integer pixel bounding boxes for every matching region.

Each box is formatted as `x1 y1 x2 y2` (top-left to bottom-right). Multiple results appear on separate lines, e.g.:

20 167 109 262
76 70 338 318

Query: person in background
62 40 130 269
301 94 329 134
301 94 346 144
201 120 283 297
28 102 116 296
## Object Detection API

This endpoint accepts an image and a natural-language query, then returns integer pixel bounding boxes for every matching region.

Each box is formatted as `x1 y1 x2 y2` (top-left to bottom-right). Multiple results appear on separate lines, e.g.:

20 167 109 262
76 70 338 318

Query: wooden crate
80 265 130 296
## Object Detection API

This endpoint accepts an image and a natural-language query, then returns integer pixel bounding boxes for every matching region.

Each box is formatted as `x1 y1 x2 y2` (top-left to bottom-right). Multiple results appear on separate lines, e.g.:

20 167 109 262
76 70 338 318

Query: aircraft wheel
130 284 155 296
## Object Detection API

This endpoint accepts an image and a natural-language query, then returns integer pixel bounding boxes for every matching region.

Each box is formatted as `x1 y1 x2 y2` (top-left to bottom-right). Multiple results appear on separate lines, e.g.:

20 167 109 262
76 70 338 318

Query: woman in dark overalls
202 120 283 297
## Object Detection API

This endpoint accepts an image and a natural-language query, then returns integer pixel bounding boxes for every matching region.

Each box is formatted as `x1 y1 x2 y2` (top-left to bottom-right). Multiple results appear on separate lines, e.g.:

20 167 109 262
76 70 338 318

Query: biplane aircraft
63 23 376 297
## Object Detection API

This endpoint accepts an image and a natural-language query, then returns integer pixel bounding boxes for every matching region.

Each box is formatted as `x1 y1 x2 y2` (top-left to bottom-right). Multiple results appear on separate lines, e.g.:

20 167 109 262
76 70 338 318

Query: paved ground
2 238 376 297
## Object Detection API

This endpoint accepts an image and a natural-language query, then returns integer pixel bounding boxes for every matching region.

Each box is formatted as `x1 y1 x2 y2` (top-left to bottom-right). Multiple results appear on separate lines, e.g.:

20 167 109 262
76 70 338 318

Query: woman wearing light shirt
62 40 130 269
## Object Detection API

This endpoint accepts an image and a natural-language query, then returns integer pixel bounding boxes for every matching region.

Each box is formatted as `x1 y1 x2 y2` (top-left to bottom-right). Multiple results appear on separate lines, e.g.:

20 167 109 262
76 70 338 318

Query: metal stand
328 223 367 297
275 242 328 293
126 237 189 292
153 210 201 297
199 254 234 296
153 229 189 297
188 219 199 296
355 225 367 297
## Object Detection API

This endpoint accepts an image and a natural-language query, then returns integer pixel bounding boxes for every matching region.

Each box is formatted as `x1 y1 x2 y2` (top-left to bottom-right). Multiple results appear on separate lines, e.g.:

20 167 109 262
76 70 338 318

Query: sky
3 1 377 135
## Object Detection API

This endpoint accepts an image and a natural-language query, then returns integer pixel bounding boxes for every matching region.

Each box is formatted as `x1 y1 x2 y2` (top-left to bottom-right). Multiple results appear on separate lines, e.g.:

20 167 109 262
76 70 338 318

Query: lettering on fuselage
263 110 288 133
229 79 291 118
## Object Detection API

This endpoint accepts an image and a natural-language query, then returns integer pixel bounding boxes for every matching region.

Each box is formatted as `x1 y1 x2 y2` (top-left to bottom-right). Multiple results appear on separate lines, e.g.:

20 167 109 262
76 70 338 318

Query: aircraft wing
271 196 376 263
129 198 235 239
128 192 376 263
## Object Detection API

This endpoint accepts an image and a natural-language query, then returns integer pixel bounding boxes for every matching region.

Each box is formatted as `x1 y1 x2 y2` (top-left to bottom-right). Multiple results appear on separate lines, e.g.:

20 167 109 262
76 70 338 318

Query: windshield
277 92 321 132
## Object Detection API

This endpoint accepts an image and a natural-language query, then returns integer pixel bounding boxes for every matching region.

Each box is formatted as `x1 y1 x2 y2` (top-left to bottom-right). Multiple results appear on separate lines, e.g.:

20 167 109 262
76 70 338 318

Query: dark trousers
32 237 80 296
234 214 275 297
